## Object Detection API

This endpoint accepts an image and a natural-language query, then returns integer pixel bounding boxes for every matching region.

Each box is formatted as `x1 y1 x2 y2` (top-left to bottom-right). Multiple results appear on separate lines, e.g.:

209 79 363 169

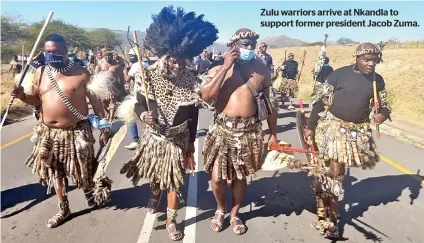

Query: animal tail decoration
87 71 115 101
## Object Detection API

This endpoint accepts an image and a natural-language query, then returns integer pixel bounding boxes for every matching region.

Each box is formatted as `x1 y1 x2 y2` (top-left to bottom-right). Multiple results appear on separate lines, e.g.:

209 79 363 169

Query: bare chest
39 73 86 97
220 68 265 97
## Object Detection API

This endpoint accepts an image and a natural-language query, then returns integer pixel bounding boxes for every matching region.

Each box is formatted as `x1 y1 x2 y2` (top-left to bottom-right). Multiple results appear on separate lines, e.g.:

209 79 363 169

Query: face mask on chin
239 48 255 62
44 52 67 68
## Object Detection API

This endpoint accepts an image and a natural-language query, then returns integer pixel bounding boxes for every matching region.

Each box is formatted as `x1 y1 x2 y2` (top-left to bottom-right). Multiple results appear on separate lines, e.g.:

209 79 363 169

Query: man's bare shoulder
110 64 122 71
253 60 271 81
72 64 91 80
208 64 222 74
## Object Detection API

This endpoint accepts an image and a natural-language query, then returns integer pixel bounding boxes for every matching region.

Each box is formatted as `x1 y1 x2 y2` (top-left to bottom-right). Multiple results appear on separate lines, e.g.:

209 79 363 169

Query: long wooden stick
269 143 323 155
297 49 307 83
132 31 150 111
0 11 54 129
373 73 380 138
21 45 25 71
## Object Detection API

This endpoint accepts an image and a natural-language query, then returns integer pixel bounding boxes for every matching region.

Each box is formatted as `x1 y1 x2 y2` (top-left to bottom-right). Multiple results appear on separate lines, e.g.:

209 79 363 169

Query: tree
87 28 122 49
303 41 322 47
1 14 28 45
26 19 91 51
336 37 356 45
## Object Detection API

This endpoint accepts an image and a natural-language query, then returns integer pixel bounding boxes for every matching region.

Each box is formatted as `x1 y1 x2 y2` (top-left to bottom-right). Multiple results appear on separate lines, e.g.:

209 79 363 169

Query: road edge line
380 155 424 184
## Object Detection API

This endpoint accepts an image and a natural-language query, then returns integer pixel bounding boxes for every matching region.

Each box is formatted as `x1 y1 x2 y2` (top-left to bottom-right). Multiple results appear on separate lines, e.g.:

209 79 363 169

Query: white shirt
128 61 149 77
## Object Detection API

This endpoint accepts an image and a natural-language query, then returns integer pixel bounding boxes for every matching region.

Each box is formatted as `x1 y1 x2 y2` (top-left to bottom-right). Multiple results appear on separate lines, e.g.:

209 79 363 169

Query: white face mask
239 48 255 62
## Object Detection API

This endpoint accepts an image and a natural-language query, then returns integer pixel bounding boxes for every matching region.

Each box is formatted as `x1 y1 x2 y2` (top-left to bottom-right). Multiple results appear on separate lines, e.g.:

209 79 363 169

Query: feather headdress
143 6 219 59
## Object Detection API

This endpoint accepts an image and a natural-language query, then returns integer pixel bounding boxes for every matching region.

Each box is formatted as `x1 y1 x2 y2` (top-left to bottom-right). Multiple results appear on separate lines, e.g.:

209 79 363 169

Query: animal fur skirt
314 111 380 169
120 126 189 191
25 120 96 192
203 113 264 180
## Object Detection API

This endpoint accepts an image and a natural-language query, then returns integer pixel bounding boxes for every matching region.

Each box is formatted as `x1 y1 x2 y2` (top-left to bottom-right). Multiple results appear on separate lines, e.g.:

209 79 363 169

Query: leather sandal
46 201 71 228
210 210 225 232
166 222 183 241
230 216 247 235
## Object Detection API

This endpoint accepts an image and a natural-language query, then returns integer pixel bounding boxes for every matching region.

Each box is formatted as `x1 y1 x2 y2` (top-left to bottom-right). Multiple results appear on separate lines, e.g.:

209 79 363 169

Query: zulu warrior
305 43 391 238
9 55 22 77
254 42 274 78
10 34 109 228
312 35 333 95
117 6 218 240
272 52 299 110
200 29 278 235
92 48 126 121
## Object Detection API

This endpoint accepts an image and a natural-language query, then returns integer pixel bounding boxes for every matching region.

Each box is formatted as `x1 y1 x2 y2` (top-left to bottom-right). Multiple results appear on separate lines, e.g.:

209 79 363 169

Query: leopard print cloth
134 68 201 129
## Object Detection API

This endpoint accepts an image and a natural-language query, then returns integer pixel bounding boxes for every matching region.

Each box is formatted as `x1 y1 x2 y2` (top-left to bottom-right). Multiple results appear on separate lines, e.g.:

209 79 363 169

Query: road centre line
0 132 33 149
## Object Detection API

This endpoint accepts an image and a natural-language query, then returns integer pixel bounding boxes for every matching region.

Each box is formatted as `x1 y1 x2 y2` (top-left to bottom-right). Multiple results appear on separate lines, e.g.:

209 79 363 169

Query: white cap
128 48 136 56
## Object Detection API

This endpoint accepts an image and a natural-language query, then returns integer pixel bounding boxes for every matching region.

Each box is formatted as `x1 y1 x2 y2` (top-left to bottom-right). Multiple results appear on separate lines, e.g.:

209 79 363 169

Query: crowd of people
9 5 391 241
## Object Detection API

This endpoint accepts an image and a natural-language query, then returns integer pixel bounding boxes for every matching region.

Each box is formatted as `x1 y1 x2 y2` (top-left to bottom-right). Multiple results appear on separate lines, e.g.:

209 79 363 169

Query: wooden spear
132 31 150 111
0 11 54 129
21 45 25 70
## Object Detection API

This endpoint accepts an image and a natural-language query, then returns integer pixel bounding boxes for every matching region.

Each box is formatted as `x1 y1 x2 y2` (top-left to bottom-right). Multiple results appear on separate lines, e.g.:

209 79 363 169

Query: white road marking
183 124 201 243
136 124 201 243
137 211 157 243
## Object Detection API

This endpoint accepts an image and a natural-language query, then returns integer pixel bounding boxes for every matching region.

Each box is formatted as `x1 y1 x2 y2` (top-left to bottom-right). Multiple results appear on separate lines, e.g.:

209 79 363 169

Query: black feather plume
144 5 219 59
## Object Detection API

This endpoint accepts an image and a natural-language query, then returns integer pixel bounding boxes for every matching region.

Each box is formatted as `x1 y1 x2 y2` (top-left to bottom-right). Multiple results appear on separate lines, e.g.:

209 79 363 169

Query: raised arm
11 66 43 106
199 47 239 102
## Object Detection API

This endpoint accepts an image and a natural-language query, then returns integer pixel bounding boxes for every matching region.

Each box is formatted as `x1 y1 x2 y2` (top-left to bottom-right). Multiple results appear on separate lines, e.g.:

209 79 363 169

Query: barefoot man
117 6 218 241
10 34 109 228
200 29 278 235
94 48 126 121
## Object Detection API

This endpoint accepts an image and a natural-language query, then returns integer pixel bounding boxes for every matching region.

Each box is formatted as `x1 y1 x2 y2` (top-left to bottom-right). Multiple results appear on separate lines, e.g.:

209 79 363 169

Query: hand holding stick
373 73 380 138
0 11 54 129
132 31 150 112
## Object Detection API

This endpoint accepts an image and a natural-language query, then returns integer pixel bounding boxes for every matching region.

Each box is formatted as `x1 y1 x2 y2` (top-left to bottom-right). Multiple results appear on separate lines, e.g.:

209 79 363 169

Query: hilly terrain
258 34 307 48
107 29 307 53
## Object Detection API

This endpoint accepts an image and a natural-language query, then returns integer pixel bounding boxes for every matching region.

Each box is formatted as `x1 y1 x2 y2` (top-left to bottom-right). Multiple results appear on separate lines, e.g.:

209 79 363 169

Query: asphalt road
1 102 424 243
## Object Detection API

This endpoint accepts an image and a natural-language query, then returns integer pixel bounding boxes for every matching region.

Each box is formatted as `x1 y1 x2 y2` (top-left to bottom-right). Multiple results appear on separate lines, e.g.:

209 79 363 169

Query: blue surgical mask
44 52 66 68
129 56 138 64
239 48 255 62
